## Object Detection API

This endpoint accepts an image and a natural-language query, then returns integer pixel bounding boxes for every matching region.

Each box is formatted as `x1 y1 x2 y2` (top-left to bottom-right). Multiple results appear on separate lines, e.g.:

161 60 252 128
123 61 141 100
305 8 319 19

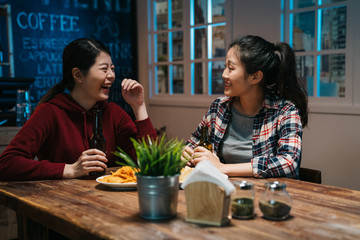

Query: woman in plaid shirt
183 35 308 179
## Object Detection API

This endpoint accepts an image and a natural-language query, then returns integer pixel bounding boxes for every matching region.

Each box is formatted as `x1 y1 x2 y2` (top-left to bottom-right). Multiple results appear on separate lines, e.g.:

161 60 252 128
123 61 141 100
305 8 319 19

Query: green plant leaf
113 134 188 176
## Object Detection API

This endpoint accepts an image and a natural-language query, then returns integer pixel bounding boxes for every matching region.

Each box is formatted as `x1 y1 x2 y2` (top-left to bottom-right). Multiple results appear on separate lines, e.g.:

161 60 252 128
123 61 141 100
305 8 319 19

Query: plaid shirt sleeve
186 119 205 150
186 102 216 150
251 103 302 179
186 97 231 151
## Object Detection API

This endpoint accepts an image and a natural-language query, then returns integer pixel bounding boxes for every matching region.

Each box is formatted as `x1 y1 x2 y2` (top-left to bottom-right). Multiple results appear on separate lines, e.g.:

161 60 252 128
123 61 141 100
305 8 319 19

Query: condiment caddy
183 163 292 226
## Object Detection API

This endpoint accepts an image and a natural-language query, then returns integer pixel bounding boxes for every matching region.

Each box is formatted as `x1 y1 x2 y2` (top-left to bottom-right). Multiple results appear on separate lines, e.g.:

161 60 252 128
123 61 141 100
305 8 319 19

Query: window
149 0 227 100
0 4 14 77
282 0 350 102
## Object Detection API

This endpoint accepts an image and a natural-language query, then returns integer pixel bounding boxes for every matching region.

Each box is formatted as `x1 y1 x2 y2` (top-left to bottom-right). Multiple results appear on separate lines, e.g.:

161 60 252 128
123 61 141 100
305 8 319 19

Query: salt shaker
231 181 255 219
259 181 292 220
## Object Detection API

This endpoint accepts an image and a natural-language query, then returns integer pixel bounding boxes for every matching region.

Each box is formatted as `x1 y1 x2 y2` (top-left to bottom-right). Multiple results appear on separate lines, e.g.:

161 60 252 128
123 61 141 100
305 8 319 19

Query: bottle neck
93 110 103 134
201 126 208 140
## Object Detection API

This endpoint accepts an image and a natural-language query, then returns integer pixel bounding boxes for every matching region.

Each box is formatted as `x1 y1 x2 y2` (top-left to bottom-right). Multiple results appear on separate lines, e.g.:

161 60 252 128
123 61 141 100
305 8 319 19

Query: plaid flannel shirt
186 92 303 179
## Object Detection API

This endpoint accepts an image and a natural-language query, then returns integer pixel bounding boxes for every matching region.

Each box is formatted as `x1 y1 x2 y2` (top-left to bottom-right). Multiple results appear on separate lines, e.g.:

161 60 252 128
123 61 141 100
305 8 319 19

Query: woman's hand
182 146 195 166
121 78 148 121
63 149 108 178
192 146 224 169
121 78 144 107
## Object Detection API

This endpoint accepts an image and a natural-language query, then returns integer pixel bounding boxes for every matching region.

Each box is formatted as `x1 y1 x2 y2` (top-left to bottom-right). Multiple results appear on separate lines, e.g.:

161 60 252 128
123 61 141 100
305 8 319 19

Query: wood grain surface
0 168 360 240
185 181 230 226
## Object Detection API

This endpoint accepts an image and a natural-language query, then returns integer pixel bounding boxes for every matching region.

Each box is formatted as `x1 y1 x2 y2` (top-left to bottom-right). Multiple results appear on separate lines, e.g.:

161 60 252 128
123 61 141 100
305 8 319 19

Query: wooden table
0 169 360 240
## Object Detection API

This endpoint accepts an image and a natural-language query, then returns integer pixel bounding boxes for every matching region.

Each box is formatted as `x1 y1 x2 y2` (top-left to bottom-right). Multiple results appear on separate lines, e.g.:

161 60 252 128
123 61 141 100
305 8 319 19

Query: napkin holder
184 181 231 226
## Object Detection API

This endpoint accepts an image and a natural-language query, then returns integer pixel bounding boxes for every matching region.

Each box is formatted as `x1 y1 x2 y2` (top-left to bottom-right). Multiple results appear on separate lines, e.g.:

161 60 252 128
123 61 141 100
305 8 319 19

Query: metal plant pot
137 174 180 220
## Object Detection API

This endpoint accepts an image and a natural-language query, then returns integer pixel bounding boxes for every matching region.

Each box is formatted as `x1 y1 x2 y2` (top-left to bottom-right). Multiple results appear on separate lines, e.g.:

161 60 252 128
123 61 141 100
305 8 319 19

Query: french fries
99 166 137 183
99 166 193 183
179 166 193 182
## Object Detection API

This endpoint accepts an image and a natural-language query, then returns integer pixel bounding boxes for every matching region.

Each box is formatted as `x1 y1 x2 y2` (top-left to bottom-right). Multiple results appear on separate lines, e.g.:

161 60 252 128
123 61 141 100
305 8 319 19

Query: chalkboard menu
0 0 137 114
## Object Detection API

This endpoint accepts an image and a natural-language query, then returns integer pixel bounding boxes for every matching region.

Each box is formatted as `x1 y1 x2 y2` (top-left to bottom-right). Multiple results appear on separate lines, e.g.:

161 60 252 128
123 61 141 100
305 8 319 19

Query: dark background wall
0 0 137 113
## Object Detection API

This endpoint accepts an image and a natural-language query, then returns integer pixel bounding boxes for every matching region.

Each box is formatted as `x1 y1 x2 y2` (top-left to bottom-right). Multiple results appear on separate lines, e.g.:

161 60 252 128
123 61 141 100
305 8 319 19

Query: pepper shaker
259 181 292 220
231 181 255 219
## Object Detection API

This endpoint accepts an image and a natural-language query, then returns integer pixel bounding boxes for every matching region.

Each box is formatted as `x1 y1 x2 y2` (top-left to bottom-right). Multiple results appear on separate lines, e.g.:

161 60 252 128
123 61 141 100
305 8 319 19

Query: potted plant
114 135 187 220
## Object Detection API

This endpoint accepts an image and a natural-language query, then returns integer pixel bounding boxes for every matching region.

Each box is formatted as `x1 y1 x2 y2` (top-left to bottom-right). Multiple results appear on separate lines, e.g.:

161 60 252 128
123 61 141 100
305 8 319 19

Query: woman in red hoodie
0 38 157 180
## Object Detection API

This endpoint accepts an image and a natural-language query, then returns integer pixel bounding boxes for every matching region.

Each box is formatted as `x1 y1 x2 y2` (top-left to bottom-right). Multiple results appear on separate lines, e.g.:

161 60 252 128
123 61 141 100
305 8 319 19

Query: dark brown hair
38 38 111 104
229 35 308 127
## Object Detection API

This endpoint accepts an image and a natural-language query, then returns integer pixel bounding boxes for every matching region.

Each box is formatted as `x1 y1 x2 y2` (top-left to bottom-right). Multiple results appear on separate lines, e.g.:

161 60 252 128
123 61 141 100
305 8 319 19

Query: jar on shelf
259 181 292 220
231 181 255 219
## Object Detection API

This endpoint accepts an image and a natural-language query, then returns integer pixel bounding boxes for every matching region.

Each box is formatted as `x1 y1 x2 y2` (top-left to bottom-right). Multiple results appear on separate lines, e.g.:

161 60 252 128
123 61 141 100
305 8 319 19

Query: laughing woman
183 35 308 179
0 38 157 180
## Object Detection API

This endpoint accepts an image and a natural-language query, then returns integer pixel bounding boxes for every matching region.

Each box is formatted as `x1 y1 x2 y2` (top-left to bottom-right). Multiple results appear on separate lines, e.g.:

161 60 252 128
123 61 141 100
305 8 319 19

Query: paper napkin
180 160 235 196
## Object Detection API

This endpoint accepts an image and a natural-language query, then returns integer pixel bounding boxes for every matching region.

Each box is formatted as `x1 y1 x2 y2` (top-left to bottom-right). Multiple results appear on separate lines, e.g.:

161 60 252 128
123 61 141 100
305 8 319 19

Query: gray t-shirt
220 106 254 164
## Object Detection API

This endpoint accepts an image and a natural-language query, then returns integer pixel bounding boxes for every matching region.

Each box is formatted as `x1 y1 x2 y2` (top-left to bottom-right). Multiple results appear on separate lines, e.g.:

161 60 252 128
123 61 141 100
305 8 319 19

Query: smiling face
222 47 254 98
72 51 115 109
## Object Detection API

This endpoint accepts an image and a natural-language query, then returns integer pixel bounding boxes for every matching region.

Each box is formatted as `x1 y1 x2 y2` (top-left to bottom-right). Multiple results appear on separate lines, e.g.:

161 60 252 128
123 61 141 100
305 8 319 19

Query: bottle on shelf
198 125 213 151
0 41 3 77
16 89 32 127
89 109 107 176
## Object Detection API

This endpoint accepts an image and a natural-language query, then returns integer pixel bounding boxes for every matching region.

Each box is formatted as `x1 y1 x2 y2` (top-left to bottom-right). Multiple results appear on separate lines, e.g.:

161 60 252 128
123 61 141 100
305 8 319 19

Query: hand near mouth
121 78 144 106
121 78 148 121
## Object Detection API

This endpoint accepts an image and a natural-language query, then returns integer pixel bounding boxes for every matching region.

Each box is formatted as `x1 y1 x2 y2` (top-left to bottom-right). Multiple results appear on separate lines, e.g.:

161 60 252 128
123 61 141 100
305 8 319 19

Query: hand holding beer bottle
89 109 107 176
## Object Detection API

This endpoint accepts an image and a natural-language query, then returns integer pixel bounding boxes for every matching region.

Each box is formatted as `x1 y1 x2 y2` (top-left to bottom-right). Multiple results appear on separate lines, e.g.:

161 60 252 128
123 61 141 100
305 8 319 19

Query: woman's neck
233 90 265 117
70 90 96 111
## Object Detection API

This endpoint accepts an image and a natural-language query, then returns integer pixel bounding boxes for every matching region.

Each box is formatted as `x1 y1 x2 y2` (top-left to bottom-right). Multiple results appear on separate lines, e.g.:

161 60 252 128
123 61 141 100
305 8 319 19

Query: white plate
96 175 137 190
96 174 224 190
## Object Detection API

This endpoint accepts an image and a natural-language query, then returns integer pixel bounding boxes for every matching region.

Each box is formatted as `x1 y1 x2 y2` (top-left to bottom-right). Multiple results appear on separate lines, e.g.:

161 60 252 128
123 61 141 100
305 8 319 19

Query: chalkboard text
17 12 80 32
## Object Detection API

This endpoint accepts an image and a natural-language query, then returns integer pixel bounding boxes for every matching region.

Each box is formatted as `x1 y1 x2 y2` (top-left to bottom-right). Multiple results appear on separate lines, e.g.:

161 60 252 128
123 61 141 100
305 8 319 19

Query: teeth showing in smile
101 84 111 89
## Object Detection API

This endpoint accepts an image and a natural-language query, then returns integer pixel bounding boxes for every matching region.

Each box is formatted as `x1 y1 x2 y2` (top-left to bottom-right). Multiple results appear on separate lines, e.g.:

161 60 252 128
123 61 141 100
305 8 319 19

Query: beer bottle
0 41 3 77
89 109 107 176
0 41 3 62
198 126 213 151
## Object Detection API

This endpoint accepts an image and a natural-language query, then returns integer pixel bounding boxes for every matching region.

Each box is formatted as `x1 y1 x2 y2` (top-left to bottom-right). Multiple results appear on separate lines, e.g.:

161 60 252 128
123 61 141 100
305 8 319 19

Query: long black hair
38 38 111 104
229 35 308 127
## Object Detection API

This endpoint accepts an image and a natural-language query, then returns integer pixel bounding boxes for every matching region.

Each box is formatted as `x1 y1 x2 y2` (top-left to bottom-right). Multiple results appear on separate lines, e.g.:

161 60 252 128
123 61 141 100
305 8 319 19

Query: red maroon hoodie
0 93 157 180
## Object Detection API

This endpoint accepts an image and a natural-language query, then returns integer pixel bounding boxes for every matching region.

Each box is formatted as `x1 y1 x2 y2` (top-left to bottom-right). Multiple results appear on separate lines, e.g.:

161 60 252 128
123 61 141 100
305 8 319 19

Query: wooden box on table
184 181 231 226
